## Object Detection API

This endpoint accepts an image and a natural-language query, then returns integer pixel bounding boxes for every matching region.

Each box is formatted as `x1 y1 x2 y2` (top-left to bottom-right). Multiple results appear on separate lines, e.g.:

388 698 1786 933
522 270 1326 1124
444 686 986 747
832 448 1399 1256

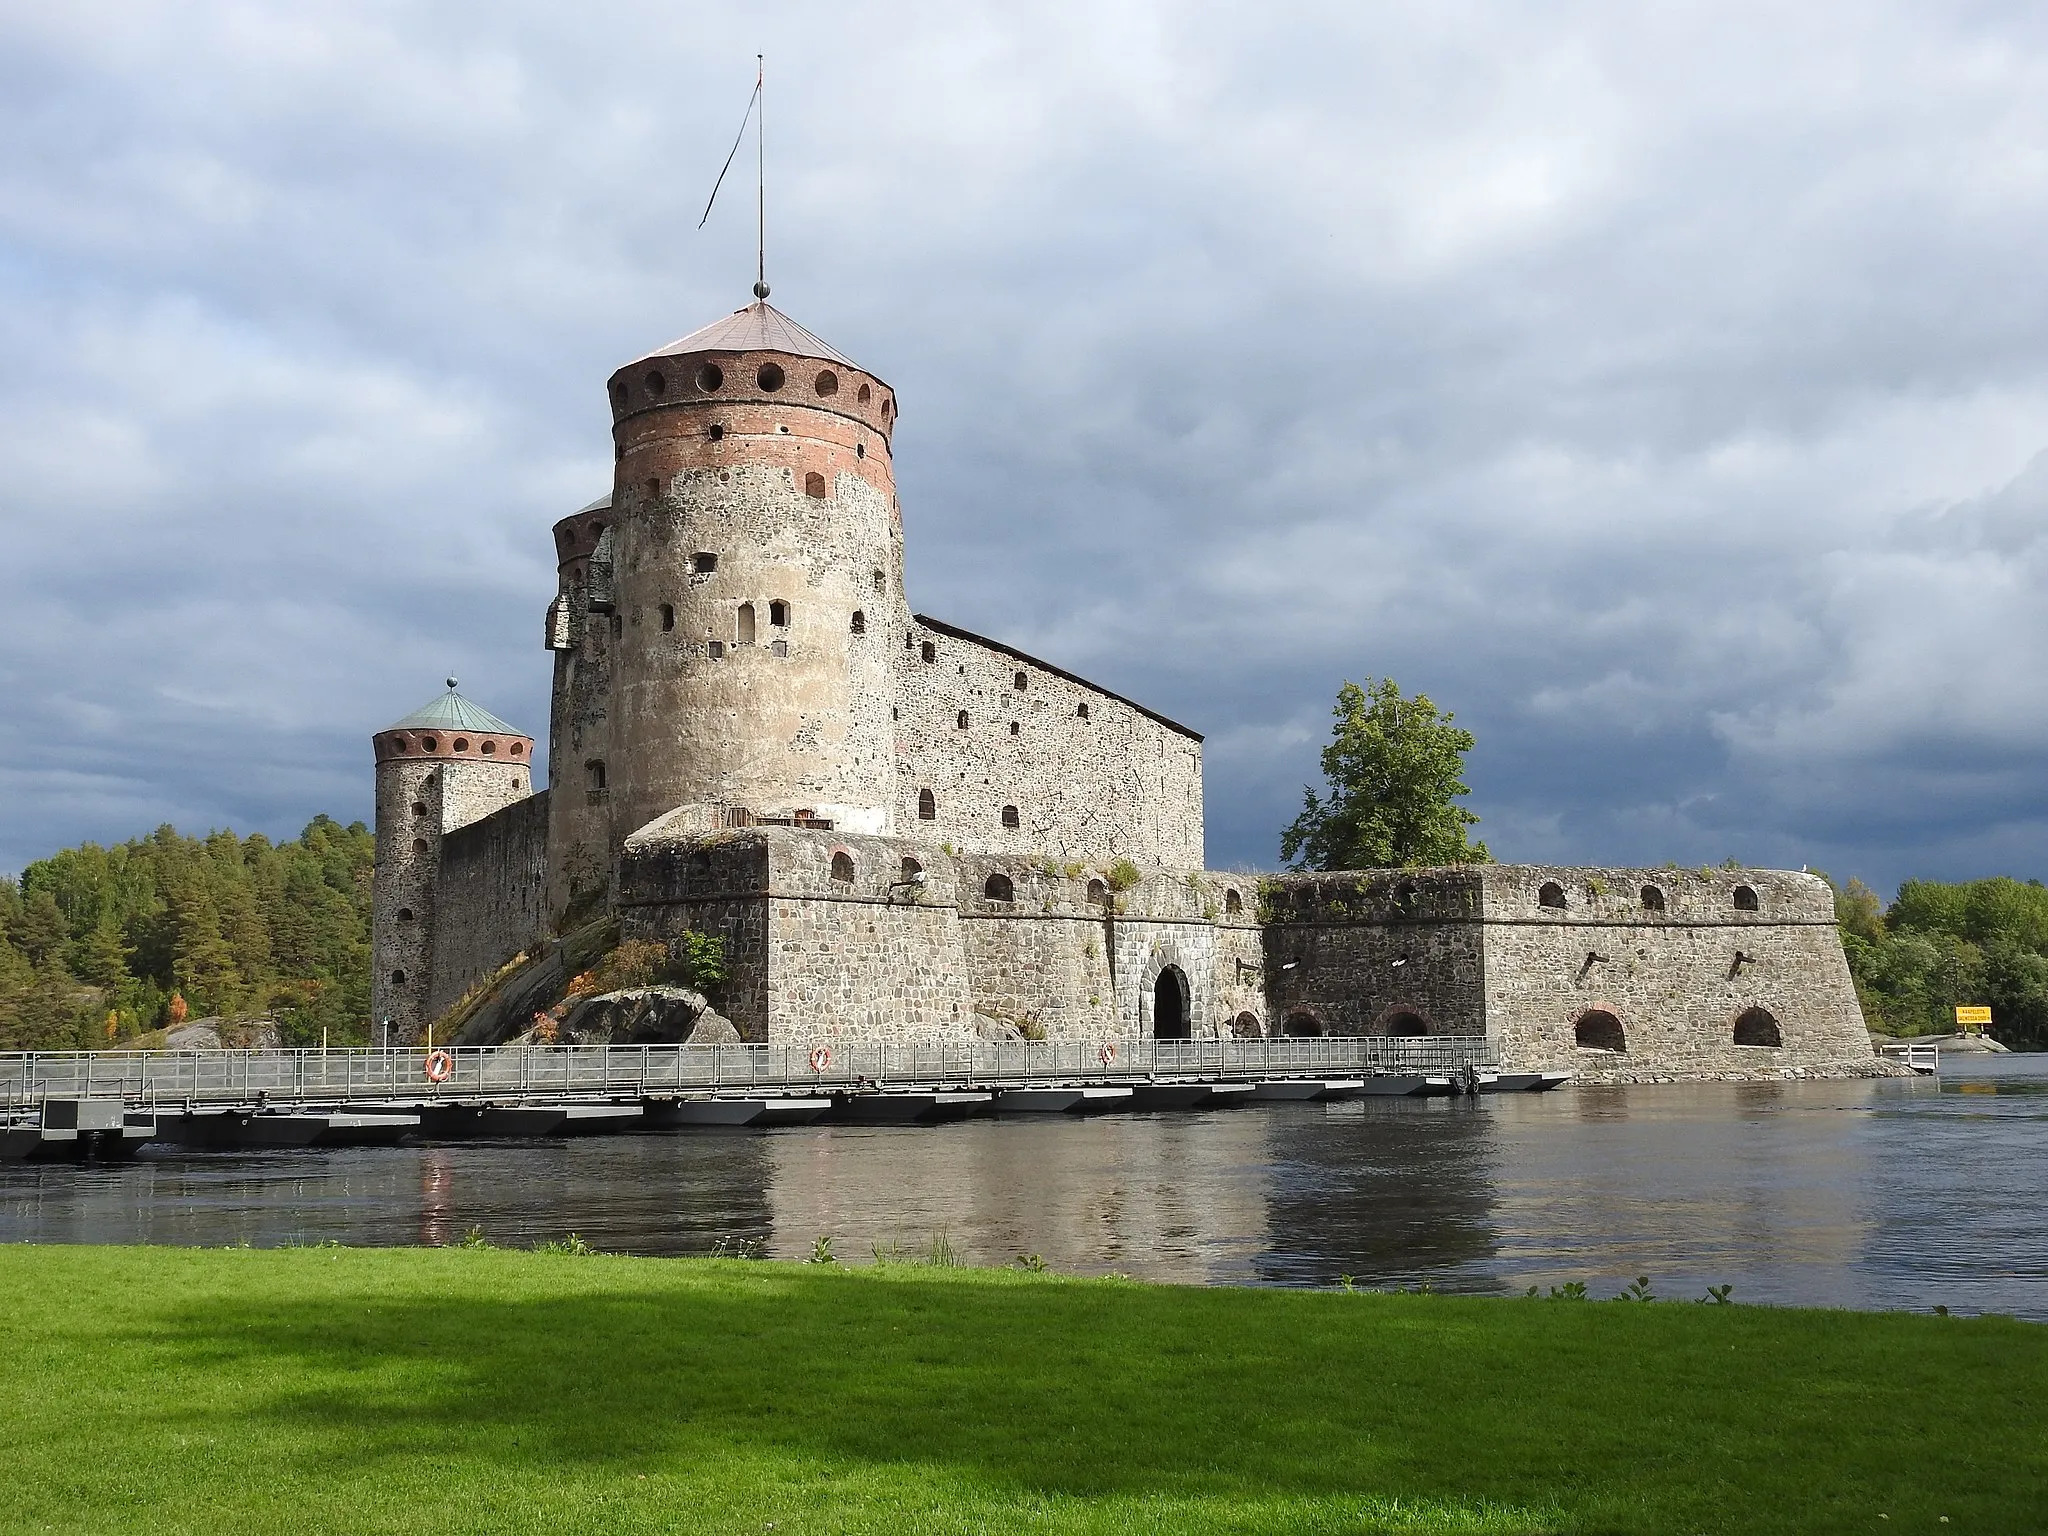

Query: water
5 1056 2044 1318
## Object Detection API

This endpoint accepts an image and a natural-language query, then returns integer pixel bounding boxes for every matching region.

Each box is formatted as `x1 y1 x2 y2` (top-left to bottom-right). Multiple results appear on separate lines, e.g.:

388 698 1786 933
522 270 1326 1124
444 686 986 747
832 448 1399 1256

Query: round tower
601 297 910 842
372 681 534 1042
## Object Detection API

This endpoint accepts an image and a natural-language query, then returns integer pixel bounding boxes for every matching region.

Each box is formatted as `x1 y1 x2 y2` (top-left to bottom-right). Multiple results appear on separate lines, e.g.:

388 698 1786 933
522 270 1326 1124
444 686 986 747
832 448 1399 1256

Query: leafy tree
1281 678 1490 871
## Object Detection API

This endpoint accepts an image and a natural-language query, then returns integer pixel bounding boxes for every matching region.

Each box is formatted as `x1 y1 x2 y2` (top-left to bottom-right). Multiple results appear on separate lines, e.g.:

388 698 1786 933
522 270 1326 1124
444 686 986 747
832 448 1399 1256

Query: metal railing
0 1035 1494 1112
1904 1041 1941 1073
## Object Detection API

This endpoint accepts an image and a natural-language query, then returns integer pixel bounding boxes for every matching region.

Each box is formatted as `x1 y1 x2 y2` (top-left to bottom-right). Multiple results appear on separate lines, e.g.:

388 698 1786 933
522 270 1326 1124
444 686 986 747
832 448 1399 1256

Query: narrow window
805 471 827 498
692 552 718 574
1538 882 1566 909
1641 884 1665 911
873 569 886 593
757 362 785 392
660 603 675 631
921 640 936 663
1225 889 1242 915
586 760 607 791
850 609 866 634
737 603 756 645
770 601 790 627
1733 885 1760 912
1009 721 1019 735
984 873 1014 903
645 477 659 500
830 852 855 885
396 908 414 923
956 710 969 730
917 788 935 821
1076 702 1089 719
858 382 872 404
1013 671 1027 691
609 381 625 407
1000 805 1020 829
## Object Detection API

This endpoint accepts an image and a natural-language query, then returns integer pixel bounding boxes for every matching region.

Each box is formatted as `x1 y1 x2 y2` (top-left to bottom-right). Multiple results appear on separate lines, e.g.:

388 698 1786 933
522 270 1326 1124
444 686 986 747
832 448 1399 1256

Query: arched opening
1231 1011 1263 1038
1282 1010 1323 1037
1641 885 1665 911
660 603 675 631
390 970 407 987
1152 968 1190 1040
921 640 936 663
858 382 871 404
918 788 936 820
900 857 922 884
1383 1012 1429 1036
769 600 789 627
736 603 756 645
804 472 826 499
1077 702 1089 719
1086 879 1108 905
1574 1010 1627 1051
984 873 1014 903
830 852 855 886
1000 805 1020 829
481 740 496 755
1538 882 1567 909
509 742 524 757
1013 671 1028 690
850 609 866 634
411 838 429 855
1224 888 1242 915
1733 1007 1782 1047
1733 885 1760 912
396 908 414 923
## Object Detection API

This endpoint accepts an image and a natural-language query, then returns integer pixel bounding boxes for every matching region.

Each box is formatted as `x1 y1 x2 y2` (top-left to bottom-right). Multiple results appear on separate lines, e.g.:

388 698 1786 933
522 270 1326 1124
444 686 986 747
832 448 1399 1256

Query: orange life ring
1098 1042 1117 1066
809 1046 832 1072
424 1049 453 1083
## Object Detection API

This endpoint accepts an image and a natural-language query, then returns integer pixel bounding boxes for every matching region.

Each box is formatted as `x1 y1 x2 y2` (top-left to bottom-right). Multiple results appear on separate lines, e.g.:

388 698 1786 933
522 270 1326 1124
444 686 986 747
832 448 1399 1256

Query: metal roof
627 301 861 371
572 493 611 516
382 681 526 737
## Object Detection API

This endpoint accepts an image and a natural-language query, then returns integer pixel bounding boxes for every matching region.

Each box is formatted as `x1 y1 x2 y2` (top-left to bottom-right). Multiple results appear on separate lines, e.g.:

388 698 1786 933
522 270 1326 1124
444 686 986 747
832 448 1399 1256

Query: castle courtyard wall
428 790 551 1019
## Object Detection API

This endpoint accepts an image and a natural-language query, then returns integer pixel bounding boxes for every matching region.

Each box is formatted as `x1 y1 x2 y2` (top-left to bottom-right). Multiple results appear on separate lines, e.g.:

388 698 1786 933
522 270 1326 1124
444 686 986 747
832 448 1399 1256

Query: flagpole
755 54 767 300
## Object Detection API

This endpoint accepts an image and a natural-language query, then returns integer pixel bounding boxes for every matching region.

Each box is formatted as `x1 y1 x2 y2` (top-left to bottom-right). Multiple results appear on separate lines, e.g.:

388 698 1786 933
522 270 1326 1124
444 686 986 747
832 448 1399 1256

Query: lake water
5 1056 2044 1318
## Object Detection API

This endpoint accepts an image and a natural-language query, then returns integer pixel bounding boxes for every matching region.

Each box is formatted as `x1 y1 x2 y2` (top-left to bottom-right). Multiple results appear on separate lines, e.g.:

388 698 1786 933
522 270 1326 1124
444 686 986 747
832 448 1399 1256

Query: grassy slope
0 1247 2039 1536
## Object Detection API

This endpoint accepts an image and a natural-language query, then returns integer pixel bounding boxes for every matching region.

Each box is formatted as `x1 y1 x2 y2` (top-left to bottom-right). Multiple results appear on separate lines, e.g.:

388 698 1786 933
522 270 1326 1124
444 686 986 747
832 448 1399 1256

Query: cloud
0 0 2045 899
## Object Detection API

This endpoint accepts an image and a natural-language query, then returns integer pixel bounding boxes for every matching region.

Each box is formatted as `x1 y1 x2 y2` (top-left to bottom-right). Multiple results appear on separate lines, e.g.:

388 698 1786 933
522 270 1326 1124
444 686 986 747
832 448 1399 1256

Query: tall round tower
600 298 909 841
372 681 534 1042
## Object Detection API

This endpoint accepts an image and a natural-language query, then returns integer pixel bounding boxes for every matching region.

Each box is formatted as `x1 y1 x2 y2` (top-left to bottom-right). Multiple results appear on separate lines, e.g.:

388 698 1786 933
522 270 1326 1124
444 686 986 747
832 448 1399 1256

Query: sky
2 0 2046 893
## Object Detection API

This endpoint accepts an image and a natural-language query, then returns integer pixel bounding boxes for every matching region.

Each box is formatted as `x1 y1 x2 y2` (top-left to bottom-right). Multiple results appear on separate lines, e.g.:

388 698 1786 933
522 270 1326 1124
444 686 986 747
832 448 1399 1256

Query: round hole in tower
644 370 666 397
452 737 469 753
814 369 839 396
412 838 429 855
509 742 524 756
420 736 438 752
481 740 497 756
709 423 725 441
757 362 785 392
696 363 724 392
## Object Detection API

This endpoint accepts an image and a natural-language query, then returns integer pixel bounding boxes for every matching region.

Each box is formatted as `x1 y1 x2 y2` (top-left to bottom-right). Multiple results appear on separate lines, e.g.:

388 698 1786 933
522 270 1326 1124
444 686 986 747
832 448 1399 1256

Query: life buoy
424 1049 453 1083
809 1046 832 1072
1098 1042 1117 1066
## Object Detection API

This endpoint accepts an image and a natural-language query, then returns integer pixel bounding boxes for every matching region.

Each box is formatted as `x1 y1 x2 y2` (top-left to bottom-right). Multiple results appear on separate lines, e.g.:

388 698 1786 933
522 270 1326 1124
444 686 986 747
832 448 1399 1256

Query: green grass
0 1246 2040 1534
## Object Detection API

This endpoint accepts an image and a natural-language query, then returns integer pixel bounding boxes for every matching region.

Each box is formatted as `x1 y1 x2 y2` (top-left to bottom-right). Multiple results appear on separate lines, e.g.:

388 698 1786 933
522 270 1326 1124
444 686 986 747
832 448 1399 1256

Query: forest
0 818 373 1051
1 815 2043 1051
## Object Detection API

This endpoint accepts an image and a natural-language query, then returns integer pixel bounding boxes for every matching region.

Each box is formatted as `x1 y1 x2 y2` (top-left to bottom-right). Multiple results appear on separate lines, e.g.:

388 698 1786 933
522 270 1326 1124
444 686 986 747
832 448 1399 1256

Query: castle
370 294 1884 1081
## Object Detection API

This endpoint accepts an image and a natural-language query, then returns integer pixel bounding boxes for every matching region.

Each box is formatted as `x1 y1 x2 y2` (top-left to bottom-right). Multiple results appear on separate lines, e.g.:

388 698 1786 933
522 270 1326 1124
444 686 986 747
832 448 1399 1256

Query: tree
1281 678 1490 871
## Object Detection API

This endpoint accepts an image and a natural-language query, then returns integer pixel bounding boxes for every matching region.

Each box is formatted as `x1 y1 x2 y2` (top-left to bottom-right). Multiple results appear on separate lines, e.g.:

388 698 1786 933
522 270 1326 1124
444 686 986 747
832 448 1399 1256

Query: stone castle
370 295 1882 1081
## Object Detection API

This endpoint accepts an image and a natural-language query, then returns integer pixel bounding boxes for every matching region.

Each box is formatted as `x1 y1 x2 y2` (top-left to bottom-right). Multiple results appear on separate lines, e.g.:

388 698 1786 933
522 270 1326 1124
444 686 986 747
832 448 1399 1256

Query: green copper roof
382 680 525 736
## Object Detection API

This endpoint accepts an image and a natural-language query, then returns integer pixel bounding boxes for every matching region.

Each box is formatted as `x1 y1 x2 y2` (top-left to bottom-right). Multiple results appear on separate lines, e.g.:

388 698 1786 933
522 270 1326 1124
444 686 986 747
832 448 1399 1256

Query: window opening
830 852 855 885
757 362 785 392
708 640 725 659
709 423 725 441
1152 969 1189 1040
644 370 666 397
1087 879 1108 905
660 603 675 631
1225 889 1242 915
1384 1012 1429 1036
1733 885 1760 911
917 789 935 821
1538 882 1566 909
397 908 414 923
1001 805 1020 829
737 603 756 645
696 363 724 391
850 610 866 634
586 760 607 791
769 601 789 627
1232 1011 1262 1039
1077 702 1089 719
984 873 1014 903
771 639 787 657
1641 885 1665 911
1733 1007 1782 1047
1575 1010 1626 1051
1009 721 1019 735
805 471 826 498
921 640 936 663
1013 671 1027 690
692 552 717 574
956 710 969 729
814 370 839 396
1283 1011 1322 1038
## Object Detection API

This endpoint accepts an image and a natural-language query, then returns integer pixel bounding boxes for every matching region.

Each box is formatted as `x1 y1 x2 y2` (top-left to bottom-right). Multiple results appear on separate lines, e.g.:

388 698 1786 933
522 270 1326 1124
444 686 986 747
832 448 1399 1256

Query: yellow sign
1954 1006 1992 1027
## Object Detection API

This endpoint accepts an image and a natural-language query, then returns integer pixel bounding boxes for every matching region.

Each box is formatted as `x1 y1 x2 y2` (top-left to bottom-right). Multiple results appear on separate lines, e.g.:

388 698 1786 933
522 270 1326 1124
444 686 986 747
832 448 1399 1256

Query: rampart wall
429 790 551 1019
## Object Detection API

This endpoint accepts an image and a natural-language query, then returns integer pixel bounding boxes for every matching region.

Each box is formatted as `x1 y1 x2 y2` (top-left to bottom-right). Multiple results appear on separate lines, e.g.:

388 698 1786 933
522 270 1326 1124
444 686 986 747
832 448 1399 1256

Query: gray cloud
2 0 2045 897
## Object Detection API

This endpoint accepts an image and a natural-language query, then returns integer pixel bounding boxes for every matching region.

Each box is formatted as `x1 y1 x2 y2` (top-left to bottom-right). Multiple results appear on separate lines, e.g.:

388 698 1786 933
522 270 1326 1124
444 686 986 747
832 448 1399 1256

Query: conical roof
628 300 860 370
382 680 525 737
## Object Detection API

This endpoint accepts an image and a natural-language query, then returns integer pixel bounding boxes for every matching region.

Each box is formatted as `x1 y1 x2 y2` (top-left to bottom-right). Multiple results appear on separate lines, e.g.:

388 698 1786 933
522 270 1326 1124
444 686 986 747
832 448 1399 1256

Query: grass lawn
0 1246 2039 1534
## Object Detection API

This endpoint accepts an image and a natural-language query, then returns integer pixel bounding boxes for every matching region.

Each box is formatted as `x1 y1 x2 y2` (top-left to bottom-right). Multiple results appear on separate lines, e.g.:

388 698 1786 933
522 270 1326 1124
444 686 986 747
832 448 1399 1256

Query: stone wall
615 822 1258 1044
429 790 551 1019
895 617 1205 868
544 497 618 927
1264 864 1883 1079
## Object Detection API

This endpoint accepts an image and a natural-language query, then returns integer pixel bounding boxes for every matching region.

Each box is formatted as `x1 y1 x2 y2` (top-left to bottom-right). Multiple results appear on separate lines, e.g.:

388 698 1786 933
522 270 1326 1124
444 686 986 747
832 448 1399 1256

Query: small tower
372 680 534 1042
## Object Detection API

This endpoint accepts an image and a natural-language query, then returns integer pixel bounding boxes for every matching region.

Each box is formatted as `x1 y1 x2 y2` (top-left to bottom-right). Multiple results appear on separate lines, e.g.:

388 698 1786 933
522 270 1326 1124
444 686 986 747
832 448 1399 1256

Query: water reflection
2 1058 2043 1318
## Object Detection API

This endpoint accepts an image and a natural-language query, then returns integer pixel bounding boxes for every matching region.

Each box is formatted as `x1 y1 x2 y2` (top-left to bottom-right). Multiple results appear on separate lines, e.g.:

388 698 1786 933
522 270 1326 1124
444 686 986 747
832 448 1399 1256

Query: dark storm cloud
1 0 2045 895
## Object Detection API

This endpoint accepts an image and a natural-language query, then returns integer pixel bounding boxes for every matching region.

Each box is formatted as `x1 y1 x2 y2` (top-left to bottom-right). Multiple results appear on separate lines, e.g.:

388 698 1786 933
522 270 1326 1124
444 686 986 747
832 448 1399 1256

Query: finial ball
446 676 459 690
753 281 771 300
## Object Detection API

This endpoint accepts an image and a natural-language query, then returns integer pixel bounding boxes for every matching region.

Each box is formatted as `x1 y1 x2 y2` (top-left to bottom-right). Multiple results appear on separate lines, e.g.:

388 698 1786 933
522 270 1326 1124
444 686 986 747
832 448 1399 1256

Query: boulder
542 986 737 1046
